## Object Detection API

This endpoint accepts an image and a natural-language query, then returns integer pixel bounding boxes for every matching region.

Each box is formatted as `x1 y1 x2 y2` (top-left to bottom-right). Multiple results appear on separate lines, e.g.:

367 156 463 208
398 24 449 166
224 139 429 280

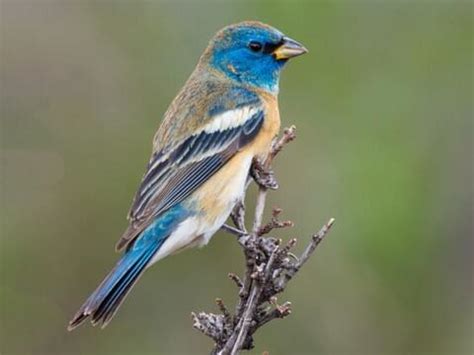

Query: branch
191 126 335 354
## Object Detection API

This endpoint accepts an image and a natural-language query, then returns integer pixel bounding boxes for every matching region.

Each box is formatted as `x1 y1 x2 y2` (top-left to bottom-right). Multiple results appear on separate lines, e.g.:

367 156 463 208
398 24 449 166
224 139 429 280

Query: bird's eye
248 41 263 52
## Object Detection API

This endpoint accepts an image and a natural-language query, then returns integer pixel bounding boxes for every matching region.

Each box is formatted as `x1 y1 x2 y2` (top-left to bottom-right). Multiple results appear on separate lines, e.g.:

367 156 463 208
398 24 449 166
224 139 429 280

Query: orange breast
248 90 281 158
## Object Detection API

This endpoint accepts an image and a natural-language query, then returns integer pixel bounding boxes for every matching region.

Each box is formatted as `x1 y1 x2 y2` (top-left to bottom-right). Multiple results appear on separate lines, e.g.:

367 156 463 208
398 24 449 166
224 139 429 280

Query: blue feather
68 205 190 330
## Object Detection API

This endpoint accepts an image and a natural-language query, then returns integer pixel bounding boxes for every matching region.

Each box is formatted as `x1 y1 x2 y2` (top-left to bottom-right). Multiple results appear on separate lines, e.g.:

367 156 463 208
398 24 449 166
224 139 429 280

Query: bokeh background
1 1 472 354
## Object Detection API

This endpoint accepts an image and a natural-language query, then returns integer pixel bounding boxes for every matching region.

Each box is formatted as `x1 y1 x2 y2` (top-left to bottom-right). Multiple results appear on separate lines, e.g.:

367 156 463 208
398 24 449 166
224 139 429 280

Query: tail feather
67 243 159 330
68 204 190 330
93 246 156 327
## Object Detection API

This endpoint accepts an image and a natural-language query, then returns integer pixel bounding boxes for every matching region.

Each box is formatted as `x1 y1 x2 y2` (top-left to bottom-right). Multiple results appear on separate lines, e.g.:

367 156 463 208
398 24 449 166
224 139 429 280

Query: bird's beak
273 36 308 60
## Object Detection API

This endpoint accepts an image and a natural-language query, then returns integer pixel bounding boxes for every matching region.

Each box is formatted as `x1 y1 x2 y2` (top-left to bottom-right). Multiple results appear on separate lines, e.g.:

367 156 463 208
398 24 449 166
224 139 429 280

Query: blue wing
116 90 264 250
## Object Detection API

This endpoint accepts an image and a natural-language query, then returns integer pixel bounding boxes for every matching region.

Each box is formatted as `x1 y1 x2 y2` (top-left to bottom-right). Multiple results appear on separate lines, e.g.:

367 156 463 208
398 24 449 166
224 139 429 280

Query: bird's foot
251 158 279 190
221 223 247 236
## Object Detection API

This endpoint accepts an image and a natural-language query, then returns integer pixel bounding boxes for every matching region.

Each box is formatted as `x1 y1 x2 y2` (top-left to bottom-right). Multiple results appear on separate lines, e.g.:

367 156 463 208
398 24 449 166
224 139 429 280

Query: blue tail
68 205 190 330
68 241 160 330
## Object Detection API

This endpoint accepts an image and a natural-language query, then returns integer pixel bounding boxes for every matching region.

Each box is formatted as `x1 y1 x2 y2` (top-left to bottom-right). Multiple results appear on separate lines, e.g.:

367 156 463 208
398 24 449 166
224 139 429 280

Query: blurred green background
1 1 472 354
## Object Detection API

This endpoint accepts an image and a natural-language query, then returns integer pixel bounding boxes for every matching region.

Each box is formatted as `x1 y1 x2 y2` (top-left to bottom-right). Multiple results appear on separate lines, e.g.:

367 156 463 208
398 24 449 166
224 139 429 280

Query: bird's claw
221 223 247 236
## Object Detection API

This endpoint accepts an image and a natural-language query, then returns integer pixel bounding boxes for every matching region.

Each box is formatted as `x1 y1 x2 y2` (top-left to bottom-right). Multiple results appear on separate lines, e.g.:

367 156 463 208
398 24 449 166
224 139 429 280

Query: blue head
204 22 307 93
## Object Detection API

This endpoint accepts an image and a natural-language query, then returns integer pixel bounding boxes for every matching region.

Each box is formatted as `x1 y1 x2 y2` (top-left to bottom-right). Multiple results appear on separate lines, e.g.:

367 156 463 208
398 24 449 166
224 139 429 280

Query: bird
68 21 307 330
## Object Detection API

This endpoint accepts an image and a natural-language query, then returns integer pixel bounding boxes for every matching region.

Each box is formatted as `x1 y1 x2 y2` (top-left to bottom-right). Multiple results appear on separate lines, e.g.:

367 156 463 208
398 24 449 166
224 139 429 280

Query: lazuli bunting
68 21 307 330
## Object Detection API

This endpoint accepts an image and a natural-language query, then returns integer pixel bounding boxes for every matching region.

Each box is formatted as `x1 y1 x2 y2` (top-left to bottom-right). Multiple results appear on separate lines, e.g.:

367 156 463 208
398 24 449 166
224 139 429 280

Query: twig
191 126 335 354
295 218 335 273
257 207 294 236
230 201 247 233
251 126 296 233
228 273 243 288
